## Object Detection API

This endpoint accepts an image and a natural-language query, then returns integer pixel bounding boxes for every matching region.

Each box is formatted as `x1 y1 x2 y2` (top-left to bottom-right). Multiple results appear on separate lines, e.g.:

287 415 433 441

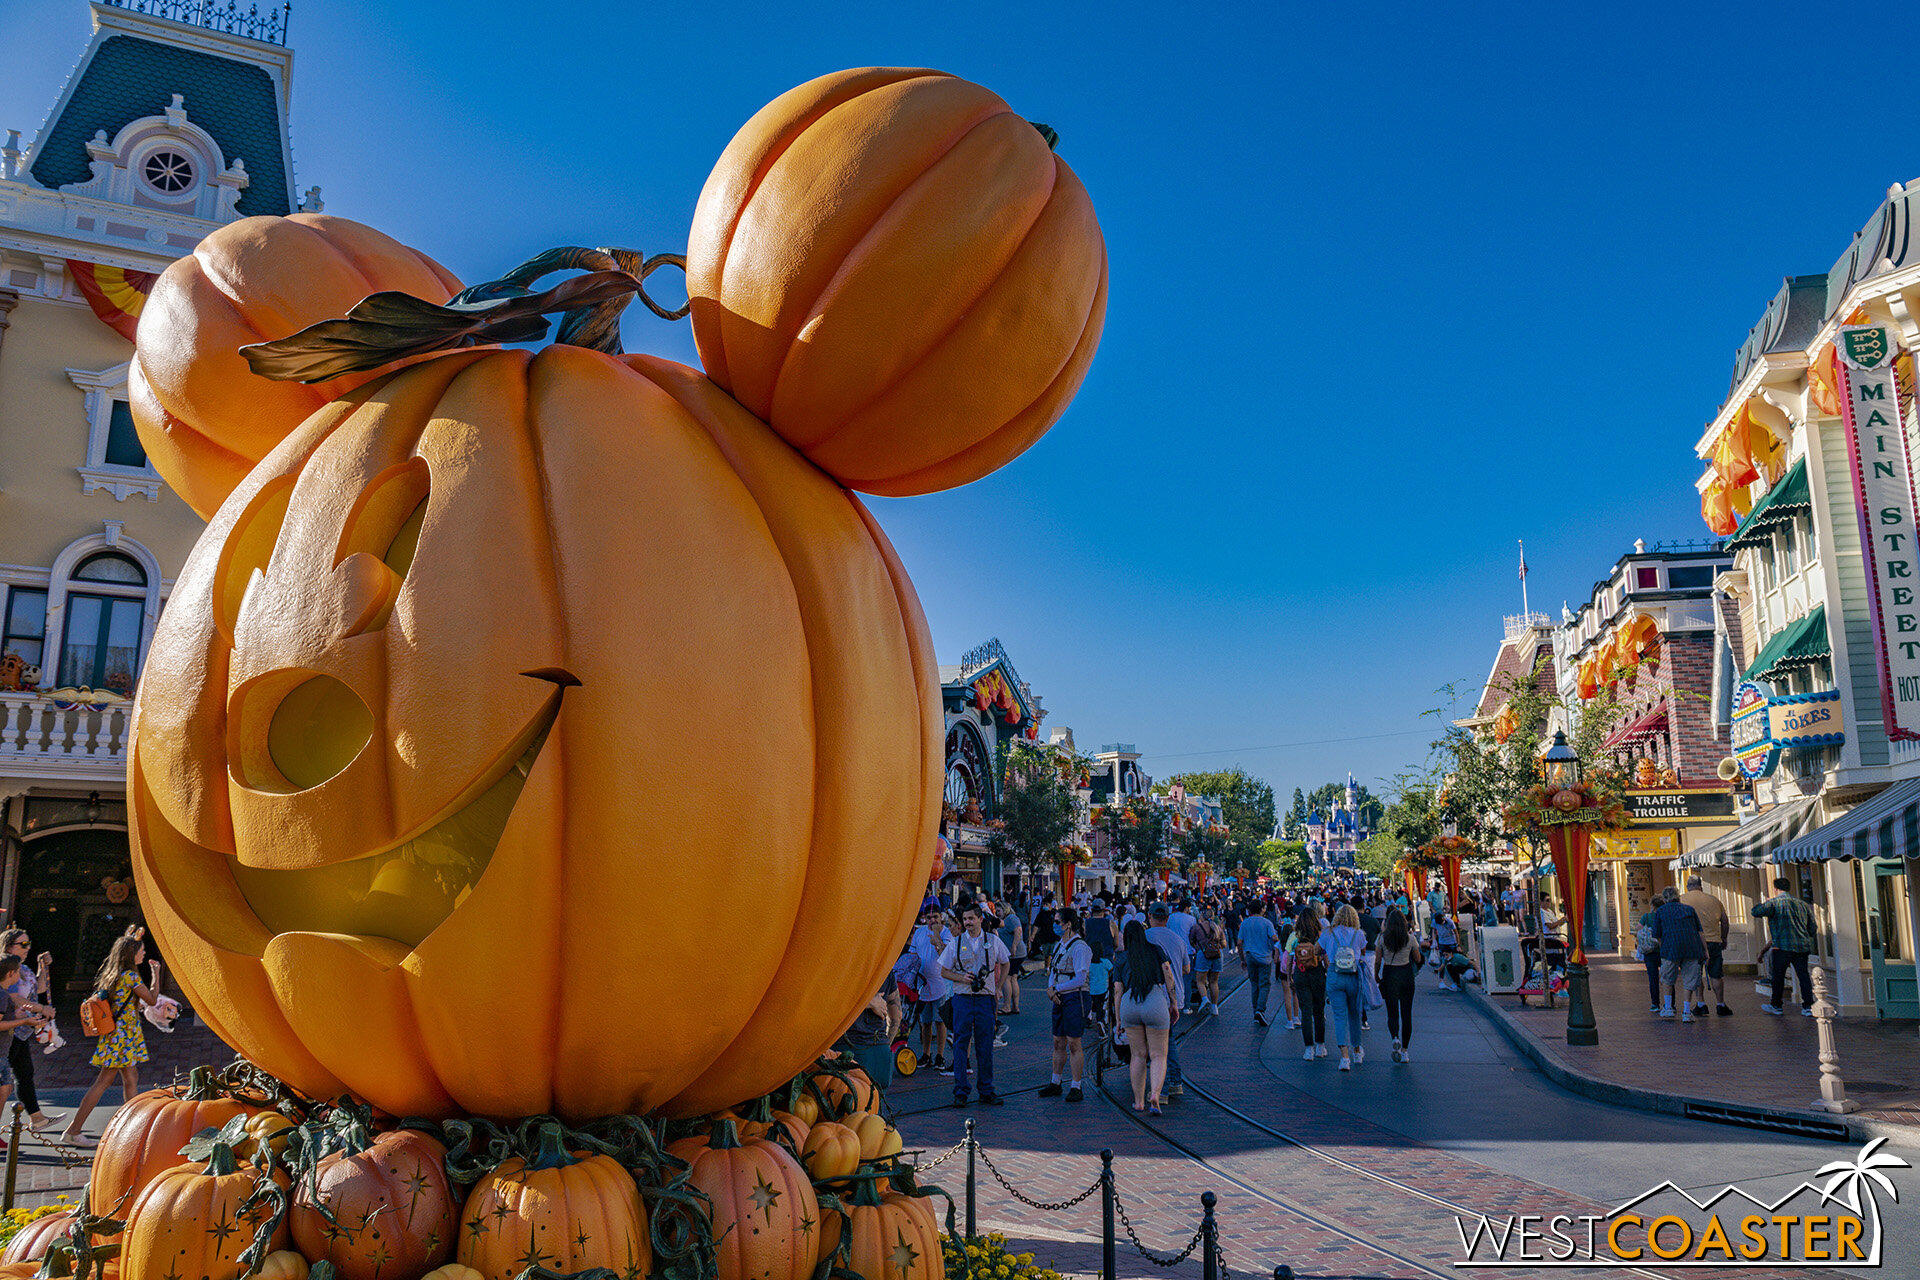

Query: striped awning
1677 796 1821 867
1773 777 1920 864
1743 605 1830 683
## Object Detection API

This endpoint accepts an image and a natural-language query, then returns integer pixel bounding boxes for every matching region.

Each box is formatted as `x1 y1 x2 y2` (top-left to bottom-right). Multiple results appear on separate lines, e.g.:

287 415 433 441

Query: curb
1461 981 1920 1147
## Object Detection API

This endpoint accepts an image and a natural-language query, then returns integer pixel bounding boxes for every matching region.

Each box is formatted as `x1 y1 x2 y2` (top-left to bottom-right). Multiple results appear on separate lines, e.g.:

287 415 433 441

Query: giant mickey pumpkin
688 67 1107 496
128 346 943 1120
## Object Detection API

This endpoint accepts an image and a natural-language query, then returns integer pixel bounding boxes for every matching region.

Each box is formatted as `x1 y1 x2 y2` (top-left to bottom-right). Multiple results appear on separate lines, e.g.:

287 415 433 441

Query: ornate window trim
45 524 164 694
66 362 162 502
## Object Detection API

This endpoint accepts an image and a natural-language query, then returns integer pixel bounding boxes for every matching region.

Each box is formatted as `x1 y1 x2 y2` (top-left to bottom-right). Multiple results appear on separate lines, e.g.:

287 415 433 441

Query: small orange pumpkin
678 1119 820 1280
89 1067 265 1218
799 1121 862 1180
423 1267 485 1280
688 67 1107 497
290 1120 457 1280
849 1112 902 1162
130 212 463 518
812 1062 881 1118
121 1135 292 1280
0 1210 74 1265
256 1253 310 1280
843 1178 944 1280
456 1123 649 1280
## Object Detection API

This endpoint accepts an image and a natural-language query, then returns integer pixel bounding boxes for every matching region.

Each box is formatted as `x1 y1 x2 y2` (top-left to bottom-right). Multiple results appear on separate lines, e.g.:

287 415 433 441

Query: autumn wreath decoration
1504 768 1630 831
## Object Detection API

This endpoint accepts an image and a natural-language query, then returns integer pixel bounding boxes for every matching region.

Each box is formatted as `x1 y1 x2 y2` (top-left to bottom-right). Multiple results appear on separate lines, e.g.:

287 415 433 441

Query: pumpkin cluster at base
12 1053 974 1280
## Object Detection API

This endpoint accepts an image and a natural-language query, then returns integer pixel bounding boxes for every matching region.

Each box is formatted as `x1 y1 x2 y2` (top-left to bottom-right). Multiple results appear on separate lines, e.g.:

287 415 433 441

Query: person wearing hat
909 898 953 1072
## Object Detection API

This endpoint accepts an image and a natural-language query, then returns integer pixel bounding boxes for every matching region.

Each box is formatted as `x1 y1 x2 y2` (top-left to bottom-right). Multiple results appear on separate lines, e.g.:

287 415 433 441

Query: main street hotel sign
1840 323 1920 740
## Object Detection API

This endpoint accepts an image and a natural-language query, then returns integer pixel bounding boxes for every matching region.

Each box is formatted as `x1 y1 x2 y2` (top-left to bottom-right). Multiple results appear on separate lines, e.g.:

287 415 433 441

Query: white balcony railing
0 693 131 780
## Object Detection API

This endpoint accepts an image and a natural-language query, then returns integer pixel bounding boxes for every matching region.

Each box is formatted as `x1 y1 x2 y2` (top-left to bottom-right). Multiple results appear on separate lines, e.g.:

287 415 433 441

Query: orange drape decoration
1713 416 1758 488
1442 855 1462 915
1701 481 1737 535
67 259 157 342
1159 869 1171 889
1195 865 1210 892
1576 659 1597 701
1403 868 1428 902
1059 861 1076 901
1809 345 1843 418
1545 824 1593 965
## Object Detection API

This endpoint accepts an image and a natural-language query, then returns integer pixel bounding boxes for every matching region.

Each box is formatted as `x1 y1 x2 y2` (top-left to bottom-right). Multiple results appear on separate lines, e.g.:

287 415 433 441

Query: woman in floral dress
57 930 162 1148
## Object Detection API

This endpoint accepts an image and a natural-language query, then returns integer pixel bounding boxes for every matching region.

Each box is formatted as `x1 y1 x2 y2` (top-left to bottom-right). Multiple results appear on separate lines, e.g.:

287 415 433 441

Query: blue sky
6 1 1903 807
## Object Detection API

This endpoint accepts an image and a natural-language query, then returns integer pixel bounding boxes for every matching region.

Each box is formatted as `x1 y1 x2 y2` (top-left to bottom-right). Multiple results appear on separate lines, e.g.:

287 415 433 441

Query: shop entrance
13 827 142 997
1863 857 1918 1019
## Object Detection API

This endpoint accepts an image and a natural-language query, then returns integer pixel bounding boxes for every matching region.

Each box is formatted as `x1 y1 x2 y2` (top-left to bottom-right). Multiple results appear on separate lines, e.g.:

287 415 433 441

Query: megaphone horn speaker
1717 757 1740 781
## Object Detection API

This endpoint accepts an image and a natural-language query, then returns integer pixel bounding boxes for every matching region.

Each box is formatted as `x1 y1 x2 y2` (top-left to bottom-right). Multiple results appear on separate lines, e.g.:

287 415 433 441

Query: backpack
1202 923 1224 959
1332 937 1359 974
81 977 130 1038
1293 941 1326 971
1636 922 1659 954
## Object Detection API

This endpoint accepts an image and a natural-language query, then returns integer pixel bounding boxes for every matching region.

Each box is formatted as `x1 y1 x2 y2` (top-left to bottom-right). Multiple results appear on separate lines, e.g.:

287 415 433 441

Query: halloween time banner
1839 323 1920 741
67 259 157 342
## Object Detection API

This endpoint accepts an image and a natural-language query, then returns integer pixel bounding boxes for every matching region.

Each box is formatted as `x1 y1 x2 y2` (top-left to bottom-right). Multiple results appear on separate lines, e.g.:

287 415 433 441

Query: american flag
1518 540 1528 582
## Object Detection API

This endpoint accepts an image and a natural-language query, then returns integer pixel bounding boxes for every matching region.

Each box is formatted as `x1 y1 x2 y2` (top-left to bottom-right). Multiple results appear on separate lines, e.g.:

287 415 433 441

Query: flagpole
1519 539 1530 618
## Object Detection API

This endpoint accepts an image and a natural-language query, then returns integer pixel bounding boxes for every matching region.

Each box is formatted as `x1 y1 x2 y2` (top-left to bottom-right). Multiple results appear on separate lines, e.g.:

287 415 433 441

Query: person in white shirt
1168 899 1199 1010
939 904 1010 1106
909 900 953 1071
1038 909 1094 1102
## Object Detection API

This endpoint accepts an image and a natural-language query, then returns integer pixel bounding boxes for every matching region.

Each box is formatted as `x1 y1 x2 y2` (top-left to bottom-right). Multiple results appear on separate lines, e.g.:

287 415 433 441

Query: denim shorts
1193 953 1222 974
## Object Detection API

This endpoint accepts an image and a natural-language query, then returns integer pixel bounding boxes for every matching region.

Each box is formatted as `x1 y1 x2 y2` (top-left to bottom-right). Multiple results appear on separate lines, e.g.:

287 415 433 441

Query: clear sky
5 1 1904 809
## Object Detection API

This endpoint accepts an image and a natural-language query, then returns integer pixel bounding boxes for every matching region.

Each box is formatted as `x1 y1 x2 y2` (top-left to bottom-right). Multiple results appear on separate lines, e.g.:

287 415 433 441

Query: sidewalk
1474 951 1920 1139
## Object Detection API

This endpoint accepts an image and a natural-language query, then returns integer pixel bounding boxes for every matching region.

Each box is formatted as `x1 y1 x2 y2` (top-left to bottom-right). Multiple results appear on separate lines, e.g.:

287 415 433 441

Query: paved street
886 961 1920 1279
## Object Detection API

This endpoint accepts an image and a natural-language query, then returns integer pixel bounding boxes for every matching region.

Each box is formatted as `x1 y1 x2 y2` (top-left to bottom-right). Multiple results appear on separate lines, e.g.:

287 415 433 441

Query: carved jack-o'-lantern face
131 347 942 1121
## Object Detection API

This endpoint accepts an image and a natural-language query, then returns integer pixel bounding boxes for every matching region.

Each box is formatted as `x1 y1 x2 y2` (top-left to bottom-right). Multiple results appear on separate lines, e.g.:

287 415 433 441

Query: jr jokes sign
1840 324 1920 741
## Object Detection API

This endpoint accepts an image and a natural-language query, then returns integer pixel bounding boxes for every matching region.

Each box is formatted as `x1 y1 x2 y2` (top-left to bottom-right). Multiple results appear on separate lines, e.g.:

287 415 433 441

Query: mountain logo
1454 1138 1909 1268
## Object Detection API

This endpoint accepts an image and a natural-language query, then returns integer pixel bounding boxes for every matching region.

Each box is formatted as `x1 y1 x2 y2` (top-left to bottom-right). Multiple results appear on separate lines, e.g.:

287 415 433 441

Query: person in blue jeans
1237 908 1279 1026
1323 905 1370 1071
1145 904 1189 1095
940 904 1010 1106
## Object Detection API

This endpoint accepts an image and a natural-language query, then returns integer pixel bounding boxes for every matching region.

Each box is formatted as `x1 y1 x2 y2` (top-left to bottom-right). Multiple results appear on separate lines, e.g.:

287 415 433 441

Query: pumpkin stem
524 1121 577 1172
1030 121 1060 150
203 1139 240 1177
710 1117 741 1151
183 1065 223 1102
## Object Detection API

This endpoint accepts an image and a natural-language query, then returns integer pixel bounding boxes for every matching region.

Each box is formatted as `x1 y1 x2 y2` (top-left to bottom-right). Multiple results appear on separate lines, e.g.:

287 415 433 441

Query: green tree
1258 837 1310 882
1111 796 1172 882
1179 818 1229 867
1283 788 1307 838
1355 832 1405 880
984 741 1077 883
1164 767 1277 863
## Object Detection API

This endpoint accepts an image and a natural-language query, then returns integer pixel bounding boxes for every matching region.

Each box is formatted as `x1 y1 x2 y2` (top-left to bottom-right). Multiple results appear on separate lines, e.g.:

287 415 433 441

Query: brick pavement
1480 953 1920 1132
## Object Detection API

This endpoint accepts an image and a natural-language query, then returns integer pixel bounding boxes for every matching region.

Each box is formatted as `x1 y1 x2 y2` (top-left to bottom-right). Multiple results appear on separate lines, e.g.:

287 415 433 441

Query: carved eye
213 475 294 641
336 457 430 577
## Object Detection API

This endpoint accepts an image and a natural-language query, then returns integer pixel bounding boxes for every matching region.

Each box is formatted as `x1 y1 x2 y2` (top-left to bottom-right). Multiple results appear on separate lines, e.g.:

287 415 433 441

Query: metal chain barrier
975 1142 1104 1211
913 1138 969 1171
1111 1184 1205 1267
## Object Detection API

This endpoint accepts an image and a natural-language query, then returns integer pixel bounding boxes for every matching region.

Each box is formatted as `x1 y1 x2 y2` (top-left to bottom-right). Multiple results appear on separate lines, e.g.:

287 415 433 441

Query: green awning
1725 458 1810 551
1742 604 1829 683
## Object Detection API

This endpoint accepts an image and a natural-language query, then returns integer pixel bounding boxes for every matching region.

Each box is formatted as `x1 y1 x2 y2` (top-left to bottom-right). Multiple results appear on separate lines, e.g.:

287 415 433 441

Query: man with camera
940 903 1011 1108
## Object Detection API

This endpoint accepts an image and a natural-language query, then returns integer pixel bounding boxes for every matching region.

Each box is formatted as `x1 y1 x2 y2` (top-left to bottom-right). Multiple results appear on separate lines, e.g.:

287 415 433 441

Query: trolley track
1095 968 1693 1280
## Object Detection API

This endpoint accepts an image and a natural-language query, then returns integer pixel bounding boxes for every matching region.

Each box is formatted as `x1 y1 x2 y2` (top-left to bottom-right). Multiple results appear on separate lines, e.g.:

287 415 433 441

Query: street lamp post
1540 731 1599 1047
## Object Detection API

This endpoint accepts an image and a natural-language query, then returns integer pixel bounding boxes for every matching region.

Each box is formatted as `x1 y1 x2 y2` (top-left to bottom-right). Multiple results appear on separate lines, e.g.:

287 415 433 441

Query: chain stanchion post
1201 1191 1218 1280
3 1104 21 1211
1100 1149 1116 1280
965 1117 977 1238
1274 1268 1295 1280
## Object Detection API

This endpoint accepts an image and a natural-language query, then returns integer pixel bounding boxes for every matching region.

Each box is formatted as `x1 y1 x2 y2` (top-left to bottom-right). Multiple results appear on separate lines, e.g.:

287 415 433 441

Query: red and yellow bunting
68 258 158 342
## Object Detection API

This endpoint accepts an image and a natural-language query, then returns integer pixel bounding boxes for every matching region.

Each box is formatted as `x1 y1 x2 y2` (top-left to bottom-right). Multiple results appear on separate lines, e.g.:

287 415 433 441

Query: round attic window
141 150 195 194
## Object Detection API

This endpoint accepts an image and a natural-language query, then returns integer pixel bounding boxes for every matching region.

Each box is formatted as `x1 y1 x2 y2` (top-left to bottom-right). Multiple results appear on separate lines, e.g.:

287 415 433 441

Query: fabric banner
1838 323 1920 740
67 260 157 342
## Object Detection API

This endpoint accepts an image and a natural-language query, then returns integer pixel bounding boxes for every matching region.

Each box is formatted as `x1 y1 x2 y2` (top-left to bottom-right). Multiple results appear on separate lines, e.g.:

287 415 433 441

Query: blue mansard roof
32 33 291 216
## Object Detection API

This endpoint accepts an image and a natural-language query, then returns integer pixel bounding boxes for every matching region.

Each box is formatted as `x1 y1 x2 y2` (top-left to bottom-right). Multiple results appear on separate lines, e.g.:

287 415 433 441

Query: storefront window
58 594 143 693
1778 526 1799 579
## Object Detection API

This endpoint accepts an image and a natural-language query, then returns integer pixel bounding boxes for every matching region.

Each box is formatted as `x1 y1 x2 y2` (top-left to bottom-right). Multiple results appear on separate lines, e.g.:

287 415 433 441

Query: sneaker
25 1113 56 1133
1659 1008 1675 1019
1401 1046 1412 1061
1353 1047 1365 1065
1361 1018 1370 1030
1254 1012 1268 1026
1315 1044 1327 1058
1762 1005 1783 1016
1680 1011 1693 1024
1649 1004 1661 1014
1802 1007 1815 1017
951 1096 971 1108
991 1035 1009 1048
1338 1057 1352 1071
979 1093 1004 1106
1065 1086 1084 1103
1391 1038 1403 1063
1205 1001 1219 1015
938 1062 955 1076
1716 1005 1734 1017
1303 1046 1316 1061
59 1133 95 1148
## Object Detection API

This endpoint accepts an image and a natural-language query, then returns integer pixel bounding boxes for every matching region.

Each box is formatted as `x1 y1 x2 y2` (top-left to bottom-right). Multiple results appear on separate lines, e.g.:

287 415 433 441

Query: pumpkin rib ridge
740 93 1011 401
852 250 1107 496
700 69 945 389
772 135 1058 452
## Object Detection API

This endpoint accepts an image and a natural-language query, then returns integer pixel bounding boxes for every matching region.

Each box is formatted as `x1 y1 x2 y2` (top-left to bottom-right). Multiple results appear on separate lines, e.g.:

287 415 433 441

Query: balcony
0 693 131 782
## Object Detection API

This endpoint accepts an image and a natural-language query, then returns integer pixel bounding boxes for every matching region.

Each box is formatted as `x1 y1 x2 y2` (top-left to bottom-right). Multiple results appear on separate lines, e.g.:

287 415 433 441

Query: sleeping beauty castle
1306 774 1368 870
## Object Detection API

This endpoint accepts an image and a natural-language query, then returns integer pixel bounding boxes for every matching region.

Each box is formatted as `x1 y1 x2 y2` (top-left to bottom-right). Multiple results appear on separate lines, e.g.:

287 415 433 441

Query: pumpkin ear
335 457 431 577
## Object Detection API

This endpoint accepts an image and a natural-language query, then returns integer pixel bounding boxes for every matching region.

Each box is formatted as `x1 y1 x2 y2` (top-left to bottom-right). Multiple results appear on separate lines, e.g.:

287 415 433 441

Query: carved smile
228 676 568 948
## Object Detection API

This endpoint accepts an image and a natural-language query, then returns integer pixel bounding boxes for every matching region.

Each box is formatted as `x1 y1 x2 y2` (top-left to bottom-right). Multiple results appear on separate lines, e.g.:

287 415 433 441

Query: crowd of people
860 877 1486 1113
